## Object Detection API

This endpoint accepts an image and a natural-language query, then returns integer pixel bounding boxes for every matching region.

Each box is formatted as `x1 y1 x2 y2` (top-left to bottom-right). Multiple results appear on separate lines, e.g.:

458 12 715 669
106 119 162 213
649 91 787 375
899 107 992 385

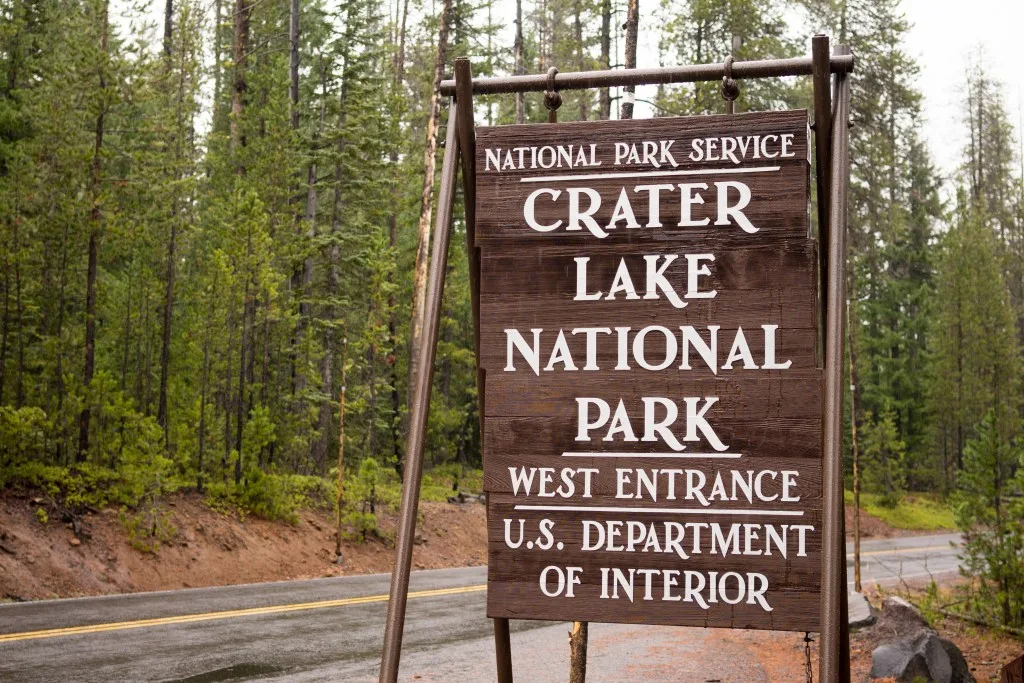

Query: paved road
0 533 961 682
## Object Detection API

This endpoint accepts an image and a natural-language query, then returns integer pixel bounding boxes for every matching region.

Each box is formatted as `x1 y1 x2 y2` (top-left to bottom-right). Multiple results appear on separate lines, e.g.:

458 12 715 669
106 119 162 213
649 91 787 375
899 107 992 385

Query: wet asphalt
0 533 962 682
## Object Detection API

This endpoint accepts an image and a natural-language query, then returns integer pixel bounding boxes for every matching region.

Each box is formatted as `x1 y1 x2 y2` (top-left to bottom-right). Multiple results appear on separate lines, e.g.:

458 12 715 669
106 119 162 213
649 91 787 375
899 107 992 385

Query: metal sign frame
379 35 853 683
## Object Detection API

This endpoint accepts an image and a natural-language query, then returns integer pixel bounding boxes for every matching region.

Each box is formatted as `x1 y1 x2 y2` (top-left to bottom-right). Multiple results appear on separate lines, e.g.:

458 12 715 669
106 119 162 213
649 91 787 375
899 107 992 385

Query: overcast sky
903 0 1024 180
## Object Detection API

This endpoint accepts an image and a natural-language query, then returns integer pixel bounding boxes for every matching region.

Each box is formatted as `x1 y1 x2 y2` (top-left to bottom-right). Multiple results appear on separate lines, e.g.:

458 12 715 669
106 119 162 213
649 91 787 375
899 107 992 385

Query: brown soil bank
0 490 486 601
1 489 935 602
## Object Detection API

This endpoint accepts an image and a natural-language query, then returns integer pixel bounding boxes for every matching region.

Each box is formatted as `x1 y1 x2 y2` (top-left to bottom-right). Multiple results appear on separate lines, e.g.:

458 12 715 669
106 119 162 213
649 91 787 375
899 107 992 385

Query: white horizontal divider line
512 504 804 516
519 165 781 183
561 451 742 458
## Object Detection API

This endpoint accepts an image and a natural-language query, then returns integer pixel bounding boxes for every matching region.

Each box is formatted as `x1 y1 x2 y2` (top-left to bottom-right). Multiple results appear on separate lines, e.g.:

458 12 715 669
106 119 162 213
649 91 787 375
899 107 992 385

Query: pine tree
928 191 1019 489
955 411 1024 627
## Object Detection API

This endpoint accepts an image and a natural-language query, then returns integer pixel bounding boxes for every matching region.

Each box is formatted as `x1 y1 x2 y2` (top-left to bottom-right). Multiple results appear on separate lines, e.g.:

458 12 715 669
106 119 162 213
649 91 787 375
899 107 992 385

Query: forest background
2 0 1024 627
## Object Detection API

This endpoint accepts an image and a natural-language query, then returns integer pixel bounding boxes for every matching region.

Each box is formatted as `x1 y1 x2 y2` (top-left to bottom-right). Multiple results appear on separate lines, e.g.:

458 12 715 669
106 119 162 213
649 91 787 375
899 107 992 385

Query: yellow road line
0 584 487 644
848 544 954 558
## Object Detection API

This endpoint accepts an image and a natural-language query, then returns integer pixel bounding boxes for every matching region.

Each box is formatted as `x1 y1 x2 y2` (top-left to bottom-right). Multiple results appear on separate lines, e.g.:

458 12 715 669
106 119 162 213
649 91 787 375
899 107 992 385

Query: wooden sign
477 111 823 632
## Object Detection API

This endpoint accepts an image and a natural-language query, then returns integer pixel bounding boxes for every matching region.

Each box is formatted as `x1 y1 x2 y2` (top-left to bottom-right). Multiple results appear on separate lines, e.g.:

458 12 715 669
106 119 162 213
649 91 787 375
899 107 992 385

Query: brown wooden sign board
477 110 823 632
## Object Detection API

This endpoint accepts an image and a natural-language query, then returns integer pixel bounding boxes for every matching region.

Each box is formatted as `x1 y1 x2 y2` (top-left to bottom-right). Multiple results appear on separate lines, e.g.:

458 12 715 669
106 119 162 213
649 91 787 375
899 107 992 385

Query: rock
870 629 975 683
940 638 976 683
877 596 930 637
849 591 876 628
413 533 427 546
69 537 81 547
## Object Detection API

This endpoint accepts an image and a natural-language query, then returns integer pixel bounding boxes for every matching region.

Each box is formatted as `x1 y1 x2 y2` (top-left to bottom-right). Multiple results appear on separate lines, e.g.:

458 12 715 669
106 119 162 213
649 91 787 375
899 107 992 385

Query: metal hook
543 66 562 122
722 55 740 114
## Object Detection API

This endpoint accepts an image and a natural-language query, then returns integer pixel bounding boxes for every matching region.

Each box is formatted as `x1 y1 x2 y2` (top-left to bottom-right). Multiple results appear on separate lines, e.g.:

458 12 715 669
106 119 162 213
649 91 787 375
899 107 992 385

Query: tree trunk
620 0 639 120
197 274 218 493
334 336 347 562
848 296 862 593
574 0 586 121
163 0 173 57
569 621 588 683
223 289 235 477
213 0 222 122
516 0 524 125
0 256 9 405
77 0 110 462
598 0 611 120
289 0 299 130
230 0 252 156
407 0 451 414
385 0 409 472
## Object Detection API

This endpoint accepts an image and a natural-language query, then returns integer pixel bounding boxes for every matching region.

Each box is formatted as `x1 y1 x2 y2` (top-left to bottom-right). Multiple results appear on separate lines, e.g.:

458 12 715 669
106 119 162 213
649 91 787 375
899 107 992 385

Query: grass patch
845 490 956 530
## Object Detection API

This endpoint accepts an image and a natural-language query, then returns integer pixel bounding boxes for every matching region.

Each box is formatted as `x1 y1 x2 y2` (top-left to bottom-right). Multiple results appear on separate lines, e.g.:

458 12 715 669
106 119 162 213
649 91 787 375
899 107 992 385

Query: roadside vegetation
845 490 956 532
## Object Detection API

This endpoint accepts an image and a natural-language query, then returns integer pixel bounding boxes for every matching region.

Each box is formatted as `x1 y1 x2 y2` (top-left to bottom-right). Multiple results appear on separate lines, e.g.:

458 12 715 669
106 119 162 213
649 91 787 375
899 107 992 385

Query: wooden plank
476 112 810 245
486 493 821 631
480 242 819 297
485 372 822 419
485 416 823 462
476 109 822 633
479 325 819 373
483 455 823 497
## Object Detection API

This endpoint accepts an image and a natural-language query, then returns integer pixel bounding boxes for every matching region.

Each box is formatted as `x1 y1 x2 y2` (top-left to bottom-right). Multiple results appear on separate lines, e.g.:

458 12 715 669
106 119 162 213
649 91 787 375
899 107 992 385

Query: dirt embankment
0 491 486 601
1 489 934 602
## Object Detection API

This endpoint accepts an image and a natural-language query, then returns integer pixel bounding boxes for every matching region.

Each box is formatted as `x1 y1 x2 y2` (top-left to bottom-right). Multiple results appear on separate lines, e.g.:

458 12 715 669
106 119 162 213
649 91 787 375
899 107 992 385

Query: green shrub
34 507 48 525
421 464 484 502
120 505 177 553
338 458 392 542
0 406 50 465
0 459 179 510
205 470 333 524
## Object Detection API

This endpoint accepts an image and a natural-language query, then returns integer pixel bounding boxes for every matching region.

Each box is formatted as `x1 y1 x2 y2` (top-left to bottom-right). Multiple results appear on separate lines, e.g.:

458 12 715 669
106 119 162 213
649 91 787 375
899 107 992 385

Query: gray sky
903 0 1024 180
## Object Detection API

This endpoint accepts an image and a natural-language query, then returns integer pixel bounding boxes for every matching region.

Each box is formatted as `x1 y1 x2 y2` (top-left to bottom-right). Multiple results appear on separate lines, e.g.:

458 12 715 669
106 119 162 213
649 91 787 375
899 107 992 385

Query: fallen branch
931 607 1024 638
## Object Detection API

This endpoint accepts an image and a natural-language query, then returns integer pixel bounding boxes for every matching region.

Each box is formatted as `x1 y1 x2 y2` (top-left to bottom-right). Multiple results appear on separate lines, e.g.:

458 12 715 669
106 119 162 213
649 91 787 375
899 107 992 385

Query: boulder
870 629 976 683
849 591 876 628
878 596 929 635
866 597 975 683
941 638 975 683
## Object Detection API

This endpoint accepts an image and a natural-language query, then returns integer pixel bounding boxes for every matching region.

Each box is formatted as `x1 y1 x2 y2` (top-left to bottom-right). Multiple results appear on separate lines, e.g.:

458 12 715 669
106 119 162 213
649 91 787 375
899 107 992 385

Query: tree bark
163 0 173 57
77 0 110 462
157 24 191 447
0 255 9 405
334 336 347 562
514 0 524 123
848 296 862 593
407 0 451 413
289 0 300 131
197 273 218 493
598 0 611 120
574 0 586 121
385 0 409 472
568 620 588 683
230 0 252 156
223 288 235 477
620 0 639 120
